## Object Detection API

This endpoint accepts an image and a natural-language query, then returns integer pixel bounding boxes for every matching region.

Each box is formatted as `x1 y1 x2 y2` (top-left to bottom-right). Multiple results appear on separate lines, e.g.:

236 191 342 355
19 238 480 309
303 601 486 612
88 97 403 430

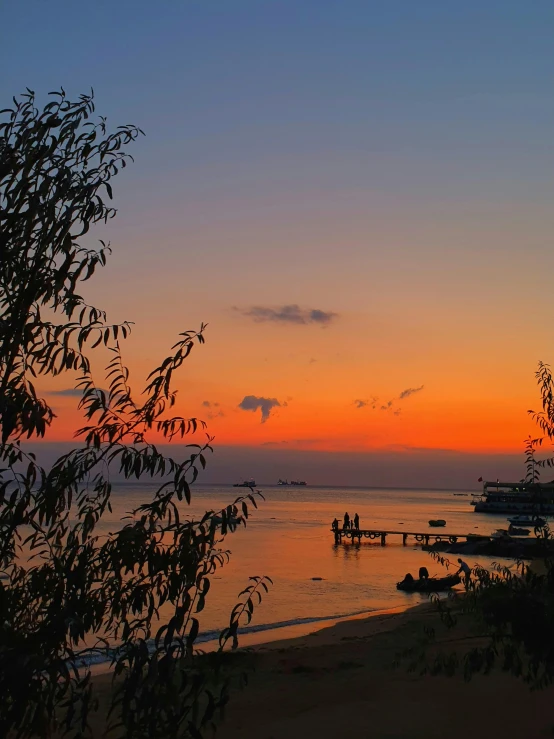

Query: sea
85 481 514 667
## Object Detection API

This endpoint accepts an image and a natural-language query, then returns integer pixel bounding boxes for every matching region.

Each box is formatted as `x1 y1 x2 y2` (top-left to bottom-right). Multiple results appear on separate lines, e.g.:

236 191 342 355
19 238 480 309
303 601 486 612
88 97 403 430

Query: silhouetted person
332 518 339 532
402 573 414 584
354 513 360 530
343 512 350 530
457 558 471 588
419 566 429 580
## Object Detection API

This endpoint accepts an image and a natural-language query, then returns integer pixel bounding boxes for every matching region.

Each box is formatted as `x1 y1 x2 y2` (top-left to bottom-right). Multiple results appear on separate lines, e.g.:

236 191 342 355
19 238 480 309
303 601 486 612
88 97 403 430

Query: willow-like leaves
0 90 270 739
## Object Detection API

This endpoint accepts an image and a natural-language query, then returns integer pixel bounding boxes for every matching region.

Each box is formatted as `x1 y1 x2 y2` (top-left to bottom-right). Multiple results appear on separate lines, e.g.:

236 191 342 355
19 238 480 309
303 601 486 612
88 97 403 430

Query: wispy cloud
201 400 224 419
236 304 338 327
47 388 83 397
238 395 283 423
399 385 425 400
354 397 378 410
386 444 459 454
47 388 107 397
353 386 424 415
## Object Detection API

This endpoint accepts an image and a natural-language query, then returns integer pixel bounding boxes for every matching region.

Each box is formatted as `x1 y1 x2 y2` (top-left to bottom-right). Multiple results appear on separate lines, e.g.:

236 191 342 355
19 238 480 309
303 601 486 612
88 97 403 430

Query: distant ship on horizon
277 479 307 486
233 478 256 488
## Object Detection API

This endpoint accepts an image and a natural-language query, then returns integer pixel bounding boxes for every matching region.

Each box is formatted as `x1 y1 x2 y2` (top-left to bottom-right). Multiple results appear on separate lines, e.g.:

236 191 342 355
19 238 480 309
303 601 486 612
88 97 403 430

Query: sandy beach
89 600 554 739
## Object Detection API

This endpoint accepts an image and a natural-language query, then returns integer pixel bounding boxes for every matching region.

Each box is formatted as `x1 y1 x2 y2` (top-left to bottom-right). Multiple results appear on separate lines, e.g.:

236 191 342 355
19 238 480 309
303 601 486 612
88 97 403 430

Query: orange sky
43 302 543 455
43 210 551 456
14 3 554 466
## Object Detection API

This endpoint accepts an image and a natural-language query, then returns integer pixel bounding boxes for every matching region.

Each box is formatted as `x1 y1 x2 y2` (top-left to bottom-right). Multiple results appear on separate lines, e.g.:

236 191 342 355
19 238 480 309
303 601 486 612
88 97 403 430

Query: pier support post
334 529 340 545
402 533 407 546
380 532 386 546
424 535 429 546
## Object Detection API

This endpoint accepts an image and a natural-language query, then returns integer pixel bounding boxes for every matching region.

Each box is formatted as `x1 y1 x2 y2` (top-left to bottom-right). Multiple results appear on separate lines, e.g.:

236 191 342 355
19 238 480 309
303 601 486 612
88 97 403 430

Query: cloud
47 388 107 397
308 309 337 325
236 305 338 327
201 400 224 419
399 385 425 400
386 444 459 454
354 397 378 410
47 388 84 397
354 386 424 414
238 395 282 423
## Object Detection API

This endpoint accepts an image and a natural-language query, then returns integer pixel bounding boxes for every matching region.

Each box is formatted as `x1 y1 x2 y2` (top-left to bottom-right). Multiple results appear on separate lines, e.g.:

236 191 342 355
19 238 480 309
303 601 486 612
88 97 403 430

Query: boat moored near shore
472 481 554 515
397 574 461 592
507 514 546 527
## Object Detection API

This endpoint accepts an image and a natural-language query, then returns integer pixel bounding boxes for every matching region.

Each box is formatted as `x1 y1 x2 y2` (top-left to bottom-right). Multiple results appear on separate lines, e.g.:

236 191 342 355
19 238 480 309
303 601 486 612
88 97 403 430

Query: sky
3 1 554 486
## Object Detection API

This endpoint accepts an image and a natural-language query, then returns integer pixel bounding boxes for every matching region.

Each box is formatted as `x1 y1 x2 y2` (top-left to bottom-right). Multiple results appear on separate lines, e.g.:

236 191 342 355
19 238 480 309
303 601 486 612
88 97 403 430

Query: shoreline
88 595 554 738
88 599 432 677
203 601 429 651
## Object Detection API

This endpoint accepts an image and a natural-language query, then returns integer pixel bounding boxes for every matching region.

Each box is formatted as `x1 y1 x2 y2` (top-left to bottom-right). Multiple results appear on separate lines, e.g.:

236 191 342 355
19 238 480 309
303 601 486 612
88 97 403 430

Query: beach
53 483 551 737
88 600 554 739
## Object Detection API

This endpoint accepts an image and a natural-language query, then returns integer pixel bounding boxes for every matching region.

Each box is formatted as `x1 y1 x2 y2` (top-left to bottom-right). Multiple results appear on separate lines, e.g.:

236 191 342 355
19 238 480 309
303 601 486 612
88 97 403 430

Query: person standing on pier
332 518 339 532
343 512 350 530
354 513 360 530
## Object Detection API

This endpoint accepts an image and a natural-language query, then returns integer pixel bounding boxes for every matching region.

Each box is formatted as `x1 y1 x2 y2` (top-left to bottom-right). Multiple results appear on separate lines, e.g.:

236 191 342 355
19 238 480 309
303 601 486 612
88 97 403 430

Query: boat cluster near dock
472 480 554 514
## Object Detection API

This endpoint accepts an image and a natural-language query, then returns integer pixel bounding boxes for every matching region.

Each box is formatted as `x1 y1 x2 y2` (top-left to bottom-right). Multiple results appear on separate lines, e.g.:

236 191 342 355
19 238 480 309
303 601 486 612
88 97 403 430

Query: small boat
233 479 256 488
277 479 289 485
507 515 546 527
428 519 446 527
508 525 530 536
492 528 512 539
396 574 461 592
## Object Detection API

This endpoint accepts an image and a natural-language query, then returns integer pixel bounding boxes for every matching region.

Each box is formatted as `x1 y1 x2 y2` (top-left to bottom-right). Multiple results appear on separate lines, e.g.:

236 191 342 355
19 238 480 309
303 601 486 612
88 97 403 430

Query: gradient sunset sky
4 2 554 482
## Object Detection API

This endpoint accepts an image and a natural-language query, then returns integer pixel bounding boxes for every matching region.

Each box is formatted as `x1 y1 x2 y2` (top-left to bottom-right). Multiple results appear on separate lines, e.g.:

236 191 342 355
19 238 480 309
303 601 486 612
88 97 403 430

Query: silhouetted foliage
0 90 270 738
406 363 554 688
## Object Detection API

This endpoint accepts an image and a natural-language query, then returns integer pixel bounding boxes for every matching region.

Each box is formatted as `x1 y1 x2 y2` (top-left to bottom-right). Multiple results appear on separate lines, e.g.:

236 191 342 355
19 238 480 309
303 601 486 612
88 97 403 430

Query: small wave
75 607 375 669
196 608 374 644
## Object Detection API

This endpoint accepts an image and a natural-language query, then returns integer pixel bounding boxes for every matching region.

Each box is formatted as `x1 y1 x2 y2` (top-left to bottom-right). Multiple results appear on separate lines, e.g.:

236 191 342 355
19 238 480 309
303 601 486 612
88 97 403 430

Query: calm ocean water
87 481 513 660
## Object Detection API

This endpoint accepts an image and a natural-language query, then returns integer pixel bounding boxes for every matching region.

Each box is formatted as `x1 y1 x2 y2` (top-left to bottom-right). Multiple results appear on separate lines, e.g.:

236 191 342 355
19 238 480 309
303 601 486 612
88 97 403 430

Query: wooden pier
332 527 485 547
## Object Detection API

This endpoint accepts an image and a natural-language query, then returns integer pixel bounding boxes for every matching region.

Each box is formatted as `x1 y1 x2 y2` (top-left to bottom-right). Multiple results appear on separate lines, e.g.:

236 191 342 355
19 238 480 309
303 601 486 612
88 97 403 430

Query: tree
407 362 554 690
0 89 270 738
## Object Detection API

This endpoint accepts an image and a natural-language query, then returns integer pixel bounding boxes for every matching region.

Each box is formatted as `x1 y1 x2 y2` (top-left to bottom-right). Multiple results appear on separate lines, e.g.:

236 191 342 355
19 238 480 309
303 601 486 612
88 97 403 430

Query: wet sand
88 600 554 739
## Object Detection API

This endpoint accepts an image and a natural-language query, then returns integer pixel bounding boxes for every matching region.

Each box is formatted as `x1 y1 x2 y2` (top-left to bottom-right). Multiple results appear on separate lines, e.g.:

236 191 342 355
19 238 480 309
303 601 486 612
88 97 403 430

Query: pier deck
332 527 488 547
